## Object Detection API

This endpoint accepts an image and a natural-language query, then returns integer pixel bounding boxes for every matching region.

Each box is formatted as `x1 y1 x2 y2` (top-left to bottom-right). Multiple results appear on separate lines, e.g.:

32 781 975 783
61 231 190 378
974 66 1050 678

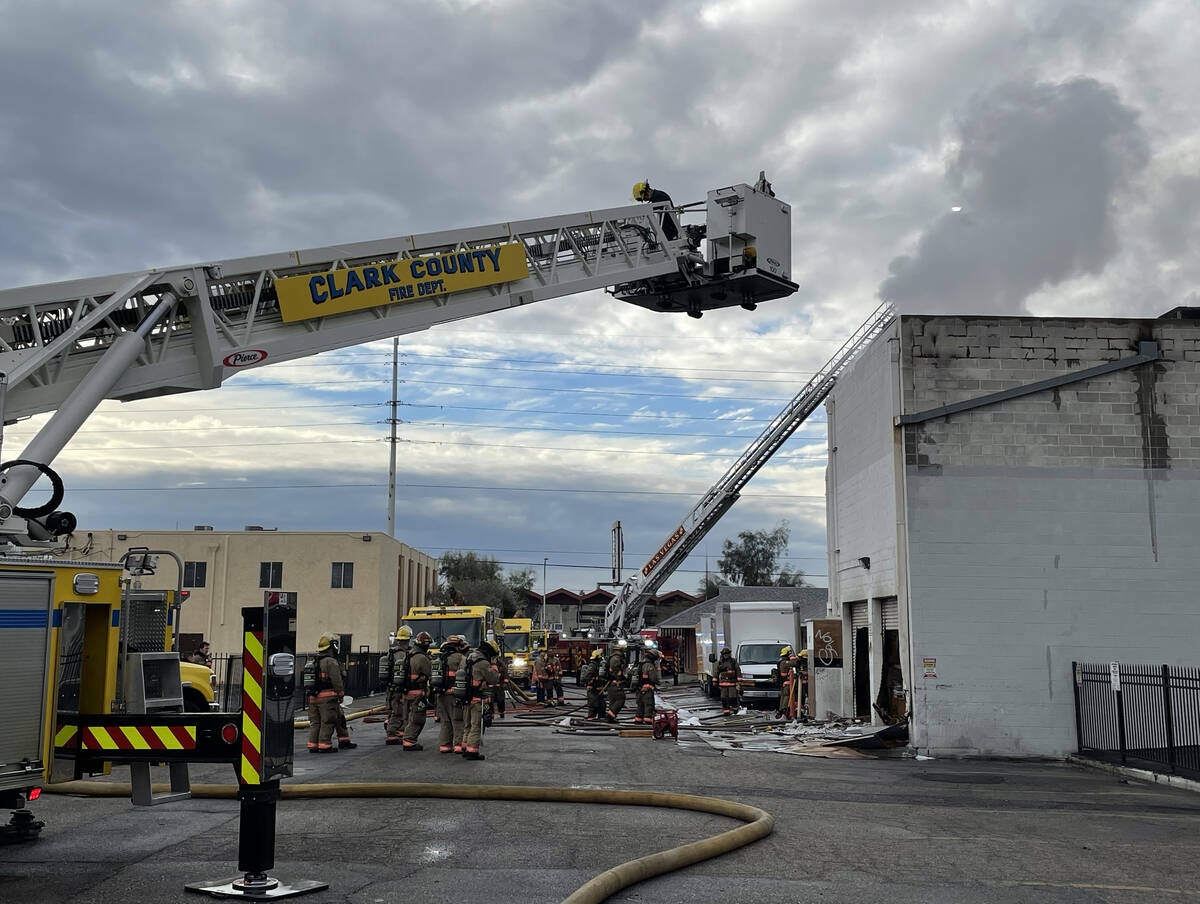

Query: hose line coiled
46 780 773 904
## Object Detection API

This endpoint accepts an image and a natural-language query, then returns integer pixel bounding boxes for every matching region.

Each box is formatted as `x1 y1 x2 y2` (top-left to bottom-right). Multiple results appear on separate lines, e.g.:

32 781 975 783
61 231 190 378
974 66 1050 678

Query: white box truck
698 600 803 705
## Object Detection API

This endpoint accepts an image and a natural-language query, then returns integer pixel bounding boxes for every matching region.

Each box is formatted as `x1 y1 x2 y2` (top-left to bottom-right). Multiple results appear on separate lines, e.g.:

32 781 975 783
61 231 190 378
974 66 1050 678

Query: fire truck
0 175 804 838
500 617 534 687
400 604 496 653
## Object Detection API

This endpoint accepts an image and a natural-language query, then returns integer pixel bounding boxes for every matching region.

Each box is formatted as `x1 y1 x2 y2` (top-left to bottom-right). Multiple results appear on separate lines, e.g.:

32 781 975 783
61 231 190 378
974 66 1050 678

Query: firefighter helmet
780 646 792 657
799 649 808 659
590 648 604 660
479 640 499 659
414 631 433 647
632 180 652 201
720 647 731 657
646 647 661 659
317 633 337 652
396 625 413 640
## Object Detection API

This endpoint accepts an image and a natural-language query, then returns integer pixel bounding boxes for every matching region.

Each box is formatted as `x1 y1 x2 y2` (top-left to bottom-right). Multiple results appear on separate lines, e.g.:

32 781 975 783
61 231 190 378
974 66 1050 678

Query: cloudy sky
2 0 1197 597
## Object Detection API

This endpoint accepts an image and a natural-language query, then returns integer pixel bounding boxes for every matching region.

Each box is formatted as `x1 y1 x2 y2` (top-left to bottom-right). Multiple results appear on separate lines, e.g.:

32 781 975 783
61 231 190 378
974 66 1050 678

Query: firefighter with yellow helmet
776 645 799 720
305 634 344 753
584 648 606 721
631 179 678 241
384 626 413 745
401 631 434 750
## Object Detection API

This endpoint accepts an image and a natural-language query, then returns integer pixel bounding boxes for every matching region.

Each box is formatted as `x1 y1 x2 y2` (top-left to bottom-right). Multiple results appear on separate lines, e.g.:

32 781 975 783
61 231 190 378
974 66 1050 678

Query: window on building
259 561 283 589
331 562 354 589
183 560 207 588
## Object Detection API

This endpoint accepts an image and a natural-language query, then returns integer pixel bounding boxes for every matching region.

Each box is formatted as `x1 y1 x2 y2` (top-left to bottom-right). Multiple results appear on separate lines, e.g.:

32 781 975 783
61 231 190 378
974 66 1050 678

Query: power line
400 437 828 460
400 420 816 440
52 481 825 499
271 348 821 377
269 357 814 384
397 379 794 402
419 544 828 561
491 558 828 578
5 417 824 442
50 439 378 452
401 402 827 425
216 374 796 400
5 419 377 439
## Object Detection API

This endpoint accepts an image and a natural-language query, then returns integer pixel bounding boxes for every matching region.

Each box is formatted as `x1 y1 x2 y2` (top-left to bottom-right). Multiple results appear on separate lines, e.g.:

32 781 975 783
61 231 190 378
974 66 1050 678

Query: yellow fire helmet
780 646 792 657
590 648 604 659
396 626 413 640
799 649 808 659
316 633 336 652
632 180 652 201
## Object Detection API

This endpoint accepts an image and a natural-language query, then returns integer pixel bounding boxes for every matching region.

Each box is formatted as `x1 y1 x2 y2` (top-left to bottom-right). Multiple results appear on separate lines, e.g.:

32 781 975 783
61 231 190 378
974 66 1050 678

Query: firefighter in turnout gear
632 180 679 241
717 647 741 715
463 640 500 760
492 648 509 719
605 643 628 723
306 634 344 753
384 626 413 745
532 649 553 706
634 648 661 724
542 647 565 706
402 631 433 750
776 645 799 720
436 635 468 753
584 648 606 721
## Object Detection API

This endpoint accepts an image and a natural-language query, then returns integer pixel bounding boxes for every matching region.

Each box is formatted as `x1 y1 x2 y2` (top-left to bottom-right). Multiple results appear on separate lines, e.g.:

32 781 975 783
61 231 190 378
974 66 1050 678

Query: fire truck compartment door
0 572 53 786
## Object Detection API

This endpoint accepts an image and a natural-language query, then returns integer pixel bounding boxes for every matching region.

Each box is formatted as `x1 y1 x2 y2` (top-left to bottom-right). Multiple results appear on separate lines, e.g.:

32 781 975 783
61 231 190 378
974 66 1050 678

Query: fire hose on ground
45 780 773 904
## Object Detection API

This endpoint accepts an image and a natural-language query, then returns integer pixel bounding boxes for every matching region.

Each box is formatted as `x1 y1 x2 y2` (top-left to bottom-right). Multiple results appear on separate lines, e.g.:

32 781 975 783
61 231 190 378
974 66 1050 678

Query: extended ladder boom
0 178 798 545
604 301 896 635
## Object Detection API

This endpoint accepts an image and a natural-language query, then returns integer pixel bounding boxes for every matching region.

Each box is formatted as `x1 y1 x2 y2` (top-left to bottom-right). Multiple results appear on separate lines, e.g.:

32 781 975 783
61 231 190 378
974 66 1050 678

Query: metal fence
211 650 386 713
1073 661 1200 781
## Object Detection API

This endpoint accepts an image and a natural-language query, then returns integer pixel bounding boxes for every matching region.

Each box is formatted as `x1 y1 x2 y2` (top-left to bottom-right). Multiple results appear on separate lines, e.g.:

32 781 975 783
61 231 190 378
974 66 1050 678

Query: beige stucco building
76 528 437 656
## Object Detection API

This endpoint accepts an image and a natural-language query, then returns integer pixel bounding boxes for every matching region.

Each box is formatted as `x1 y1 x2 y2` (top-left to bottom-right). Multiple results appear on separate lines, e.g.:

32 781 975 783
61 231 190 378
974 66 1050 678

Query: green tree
717 521 808 587
432 551 533 617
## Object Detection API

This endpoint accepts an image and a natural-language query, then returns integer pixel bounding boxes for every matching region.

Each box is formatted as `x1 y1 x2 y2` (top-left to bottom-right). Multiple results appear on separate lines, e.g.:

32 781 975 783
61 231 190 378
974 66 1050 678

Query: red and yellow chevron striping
54 724 79 750
78 724 197 751
240 628 264 784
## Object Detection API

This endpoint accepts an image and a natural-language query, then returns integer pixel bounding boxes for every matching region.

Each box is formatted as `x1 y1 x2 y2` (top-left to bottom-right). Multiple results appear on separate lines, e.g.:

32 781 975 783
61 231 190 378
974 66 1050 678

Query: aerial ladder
603 299 897 637
0 178 796 547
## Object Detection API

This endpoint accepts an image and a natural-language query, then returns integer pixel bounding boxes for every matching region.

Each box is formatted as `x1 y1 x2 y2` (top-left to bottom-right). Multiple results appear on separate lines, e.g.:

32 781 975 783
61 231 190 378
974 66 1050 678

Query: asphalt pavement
3 683 1199 904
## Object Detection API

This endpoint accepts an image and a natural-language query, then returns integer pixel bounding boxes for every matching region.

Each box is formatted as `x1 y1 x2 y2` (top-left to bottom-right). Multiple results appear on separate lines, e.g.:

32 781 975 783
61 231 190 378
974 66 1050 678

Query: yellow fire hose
292 705 387 730
46 779 773 904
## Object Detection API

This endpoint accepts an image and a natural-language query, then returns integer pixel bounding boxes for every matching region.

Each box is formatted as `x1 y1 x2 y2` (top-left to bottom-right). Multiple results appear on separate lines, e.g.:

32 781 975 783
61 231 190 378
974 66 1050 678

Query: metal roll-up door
0 573 53 778
881 599 899 631
848 602 869 629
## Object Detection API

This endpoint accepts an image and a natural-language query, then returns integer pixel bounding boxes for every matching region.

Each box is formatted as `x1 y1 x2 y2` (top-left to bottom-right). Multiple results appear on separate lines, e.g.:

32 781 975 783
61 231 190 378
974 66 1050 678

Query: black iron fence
211 650 386 713
1074 661 1200 781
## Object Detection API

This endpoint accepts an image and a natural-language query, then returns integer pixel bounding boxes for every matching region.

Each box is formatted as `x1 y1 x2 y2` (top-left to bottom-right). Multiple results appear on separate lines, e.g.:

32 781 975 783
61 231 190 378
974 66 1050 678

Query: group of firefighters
582 643 663 724
306 632 807 758
715 645 809 718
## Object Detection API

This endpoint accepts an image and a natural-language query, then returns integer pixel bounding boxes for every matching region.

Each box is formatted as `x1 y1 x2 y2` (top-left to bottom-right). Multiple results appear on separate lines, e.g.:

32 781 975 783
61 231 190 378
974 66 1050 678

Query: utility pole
542 557 548 627
387 338 399 537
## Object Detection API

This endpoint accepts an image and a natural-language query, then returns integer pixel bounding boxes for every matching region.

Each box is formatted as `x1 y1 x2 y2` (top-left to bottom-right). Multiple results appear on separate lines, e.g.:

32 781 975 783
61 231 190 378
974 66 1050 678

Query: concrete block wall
900 315 1200 757
902 316 1200 471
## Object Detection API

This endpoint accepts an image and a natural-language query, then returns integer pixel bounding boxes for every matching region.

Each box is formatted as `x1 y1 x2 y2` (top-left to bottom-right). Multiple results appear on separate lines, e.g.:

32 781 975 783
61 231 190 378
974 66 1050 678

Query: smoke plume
879 77 1149 314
